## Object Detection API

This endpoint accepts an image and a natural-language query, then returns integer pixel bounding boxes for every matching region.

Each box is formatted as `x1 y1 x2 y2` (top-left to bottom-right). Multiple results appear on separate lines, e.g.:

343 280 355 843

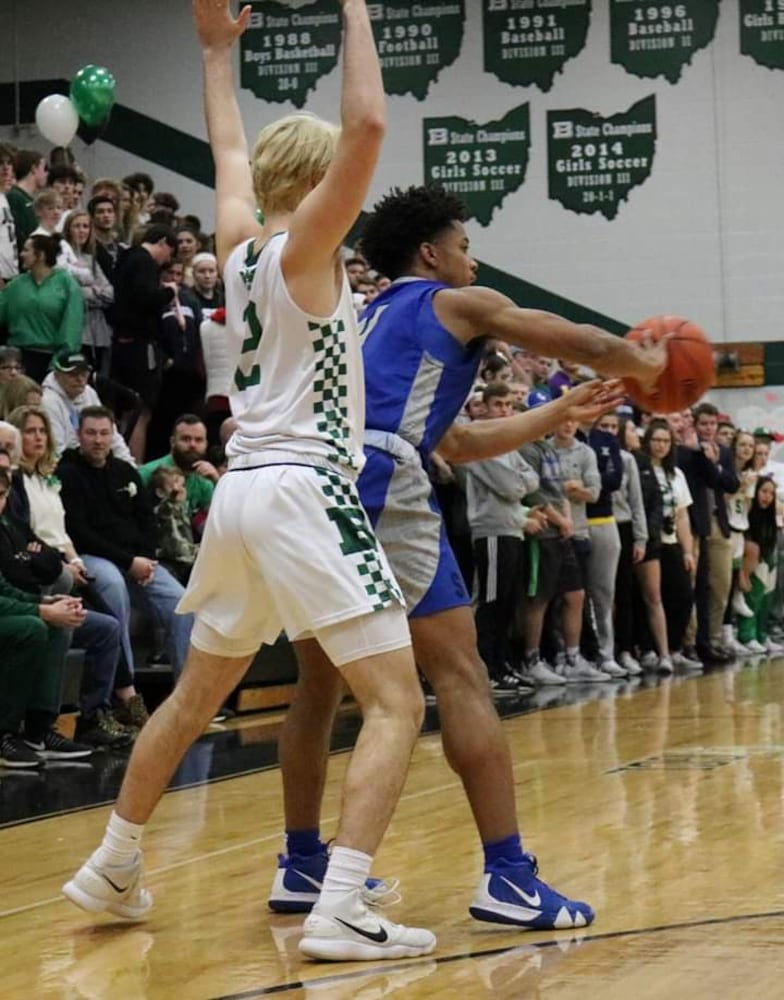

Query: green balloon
70 64 116 127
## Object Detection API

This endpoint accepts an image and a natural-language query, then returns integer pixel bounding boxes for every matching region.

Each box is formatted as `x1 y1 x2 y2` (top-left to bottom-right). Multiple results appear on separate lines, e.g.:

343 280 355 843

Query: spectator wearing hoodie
40 348 134 463
57 405 193 682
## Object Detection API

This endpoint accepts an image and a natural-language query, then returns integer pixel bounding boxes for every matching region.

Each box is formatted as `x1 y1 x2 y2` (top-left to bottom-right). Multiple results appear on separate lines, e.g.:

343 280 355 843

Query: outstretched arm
284 0 385 276
437 380 624 464
434 285 668 389
193 0 259 268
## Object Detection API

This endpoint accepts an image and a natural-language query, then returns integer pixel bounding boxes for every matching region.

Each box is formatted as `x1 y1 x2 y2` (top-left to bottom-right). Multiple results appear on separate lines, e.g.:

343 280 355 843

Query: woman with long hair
737 476 783 655
62 211 114 374
175 225 201 287
640 418 699 672
723 430 758 647
0 233 84 382
8 404 147 743
1 374 42 420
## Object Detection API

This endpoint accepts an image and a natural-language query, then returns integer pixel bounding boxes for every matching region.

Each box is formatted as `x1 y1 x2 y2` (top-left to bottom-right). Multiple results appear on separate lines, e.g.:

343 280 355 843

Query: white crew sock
94 811 145 867
317 845 372 911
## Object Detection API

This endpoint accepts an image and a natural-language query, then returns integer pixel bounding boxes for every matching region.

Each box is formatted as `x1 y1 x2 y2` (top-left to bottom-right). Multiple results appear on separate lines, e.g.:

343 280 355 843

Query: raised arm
284 0 385 274
437 380 624 465
193 0 260 268
434 285 668 389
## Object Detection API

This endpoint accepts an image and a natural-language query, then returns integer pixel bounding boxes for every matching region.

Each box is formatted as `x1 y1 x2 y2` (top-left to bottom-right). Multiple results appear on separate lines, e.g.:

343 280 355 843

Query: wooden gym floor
2 660 784 999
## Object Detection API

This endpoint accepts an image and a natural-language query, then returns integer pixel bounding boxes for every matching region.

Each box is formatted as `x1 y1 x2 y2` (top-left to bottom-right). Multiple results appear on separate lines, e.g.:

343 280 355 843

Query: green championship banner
423 104 530 226
610 0 720 83
368 2 466 99
240 0 341 106
547 95 656 220
740 0 784 70
482 0 592 92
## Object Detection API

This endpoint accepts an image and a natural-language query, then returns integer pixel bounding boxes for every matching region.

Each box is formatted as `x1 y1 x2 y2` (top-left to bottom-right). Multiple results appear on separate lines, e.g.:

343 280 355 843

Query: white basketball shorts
177 463 410 665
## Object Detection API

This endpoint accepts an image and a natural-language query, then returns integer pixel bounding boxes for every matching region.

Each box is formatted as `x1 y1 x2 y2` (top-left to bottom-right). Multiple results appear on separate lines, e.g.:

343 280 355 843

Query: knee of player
429 647 492 699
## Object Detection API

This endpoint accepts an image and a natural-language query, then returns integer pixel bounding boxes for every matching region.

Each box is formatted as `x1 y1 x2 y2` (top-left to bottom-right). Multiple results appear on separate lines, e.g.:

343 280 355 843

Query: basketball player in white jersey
63 0 436 963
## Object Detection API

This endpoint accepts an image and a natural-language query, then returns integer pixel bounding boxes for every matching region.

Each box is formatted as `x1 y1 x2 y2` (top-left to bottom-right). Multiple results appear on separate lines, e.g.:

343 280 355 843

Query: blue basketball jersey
359 278 485 462
357 277 484 617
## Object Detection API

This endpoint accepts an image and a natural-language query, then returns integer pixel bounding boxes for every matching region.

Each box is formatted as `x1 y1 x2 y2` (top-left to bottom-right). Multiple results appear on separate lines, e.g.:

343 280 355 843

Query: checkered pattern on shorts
308 319 355 471
315 467 404 610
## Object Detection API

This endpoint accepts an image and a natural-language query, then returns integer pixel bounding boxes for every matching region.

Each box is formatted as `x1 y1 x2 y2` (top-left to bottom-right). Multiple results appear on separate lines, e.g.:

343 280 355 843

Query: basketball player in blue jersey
63 1 437 963
272 186 668 931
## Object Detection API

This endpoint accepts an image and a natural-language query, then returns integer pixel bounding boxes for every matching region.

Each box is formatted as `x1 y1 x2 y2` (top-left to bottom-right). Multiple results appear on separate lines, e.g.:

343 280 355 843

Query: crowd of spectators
0 141 781 770
447 350 784 700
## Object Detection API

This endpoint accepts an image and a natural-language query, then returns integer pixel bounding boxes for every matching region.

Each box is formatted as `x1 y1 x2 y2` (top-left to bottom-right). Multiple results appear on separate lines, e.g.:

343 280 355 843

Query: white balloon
35 94 79 146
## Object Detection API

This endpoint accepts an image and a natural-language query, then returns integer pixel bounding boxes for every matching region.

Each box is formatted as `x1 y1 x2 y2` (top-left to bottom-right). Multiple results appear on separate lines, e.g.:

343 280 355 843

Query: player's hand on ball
629 329 671 391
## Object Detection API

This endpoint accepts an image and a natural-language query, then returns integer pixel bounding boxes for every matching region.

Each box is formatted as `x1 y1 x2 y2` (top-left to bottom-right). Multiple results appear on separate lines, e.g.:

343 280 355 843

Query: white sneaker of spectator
618 652 642 676
722 625 751 657
764 637 784 655
744 639 767 655
560 654 612 683
731 591 754 618
672 651 703 671
527 659 567 686
640 650 659 671
599 659 627 679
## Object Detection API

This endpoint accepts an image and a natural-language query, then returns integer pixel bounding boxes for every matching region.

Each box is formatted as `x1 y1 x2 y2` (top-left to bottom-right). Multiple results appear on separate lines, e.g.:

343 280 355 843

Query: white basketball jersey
223 233 366 476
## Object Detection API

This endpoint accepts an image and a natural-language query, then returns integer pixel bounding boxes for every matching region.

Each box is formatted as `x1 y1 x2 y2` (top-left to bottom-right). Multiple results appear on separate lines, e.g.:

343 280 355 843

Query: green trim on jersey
315 467 404 610
308 318 355 471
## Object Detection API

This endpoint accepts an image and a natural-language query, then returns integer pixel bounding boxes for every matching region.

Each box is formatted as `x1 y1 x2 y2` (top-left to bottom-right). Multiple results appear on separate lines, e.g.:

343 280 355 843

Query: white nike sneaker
299 890 436 962
745 639 767 654
62 851 153 920
527 659 567 686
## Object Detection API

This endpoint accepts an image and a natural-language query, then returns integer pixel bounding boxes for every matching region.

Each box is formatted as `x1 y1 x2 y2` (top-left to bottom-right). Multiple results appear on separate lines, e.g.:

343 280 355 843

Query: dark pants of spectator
0 615 70 737
615 522 637 654
20 348 54 385
473 535 524 676
147 368 206 461
693 534 711 648
73 610 122 715
434 479 474 593
660 542 695 651
205 399 232 449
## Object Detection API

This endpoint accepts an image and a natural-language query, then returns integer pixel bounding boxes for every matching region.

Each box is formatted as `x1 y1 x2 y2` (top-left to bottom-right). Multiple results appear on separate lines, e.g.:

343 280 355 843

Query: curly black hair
358 185 466 280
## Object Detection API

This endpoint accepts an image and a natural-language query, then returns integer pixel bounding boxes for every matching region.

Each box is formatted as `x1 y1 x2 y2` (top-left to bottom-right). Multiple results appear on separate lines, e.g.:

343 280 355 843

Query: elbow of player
346 113 385 145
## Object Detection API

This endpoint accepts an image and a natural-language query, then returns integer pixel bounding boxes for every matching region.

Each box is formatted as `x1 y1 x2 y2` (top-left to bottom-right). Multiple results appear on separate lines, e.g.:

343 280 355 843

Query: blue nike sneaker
268 850 395 913
469 853 595 930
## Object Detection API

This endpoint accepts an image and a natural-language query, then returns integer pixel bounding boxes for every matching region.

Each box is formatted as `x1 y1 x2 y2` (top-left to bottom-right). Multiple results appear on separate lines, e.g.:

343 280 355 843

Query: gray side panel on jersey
373 456 441 611
397 351 444 450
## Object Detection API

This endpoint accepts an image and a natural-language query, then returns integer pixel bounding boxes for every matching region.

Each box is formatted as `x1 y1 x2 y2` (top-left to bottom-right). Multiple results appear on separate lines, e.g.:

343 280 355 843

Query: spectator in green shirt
7 150 47 254
0 234 84 383
138 414 217 529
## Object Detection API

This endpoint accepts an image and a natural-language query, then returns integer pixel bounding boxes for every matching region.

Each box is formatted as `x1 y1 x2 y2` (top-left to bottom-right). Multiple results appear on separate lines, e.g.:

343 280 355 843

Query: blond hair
9 404 58 477
251 113 339 216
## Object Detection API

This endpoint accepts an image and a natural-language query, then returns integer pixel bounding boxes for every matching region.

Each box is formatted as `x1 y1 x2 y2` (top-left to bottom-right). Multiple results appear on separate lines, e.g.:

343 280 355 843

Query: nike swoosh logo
101 873 130 894
334 916 389 943
499 876 541 908
291 869 323 891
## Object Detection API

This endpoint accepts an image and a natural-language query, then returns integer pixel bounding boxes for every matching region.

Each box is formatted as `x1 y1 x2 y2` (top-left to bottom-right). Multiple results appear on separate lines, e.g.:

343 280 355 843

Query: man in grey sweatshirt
466 383 541 694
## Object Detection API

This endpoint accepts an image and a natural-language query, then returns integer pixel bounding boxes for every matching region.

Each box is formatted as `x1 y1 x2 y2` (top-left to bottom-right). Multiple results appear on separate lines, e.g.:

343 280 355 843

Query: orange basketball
622 315 715 413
